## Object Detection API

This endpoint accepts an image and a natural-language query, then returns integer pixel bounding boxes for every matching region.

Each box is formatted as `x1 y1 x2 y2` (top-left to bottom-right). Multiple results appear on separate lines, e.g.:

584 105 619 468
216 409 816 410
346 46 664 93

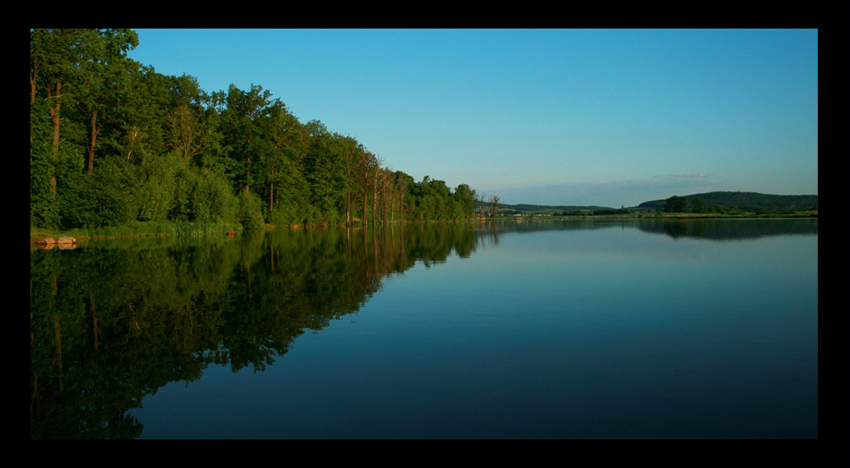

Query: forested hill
637 192 818 211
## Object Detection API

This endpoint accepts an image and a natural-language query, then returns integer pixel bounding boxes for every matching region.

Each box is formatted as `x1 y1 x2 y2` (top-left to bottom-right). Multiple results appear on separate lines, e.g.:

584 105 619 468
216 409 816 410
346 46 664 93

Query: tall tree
394 171 413 224
339 136 363 227
489 194 501 218
72 29 140 176
167 103 207 162
259 99 306 221
163 73 220 167
31 29 101 189
373 166 395 225
301 120 349 221
218 84 275 193
454 183 476 219
122 64 172 163
358 152 379 226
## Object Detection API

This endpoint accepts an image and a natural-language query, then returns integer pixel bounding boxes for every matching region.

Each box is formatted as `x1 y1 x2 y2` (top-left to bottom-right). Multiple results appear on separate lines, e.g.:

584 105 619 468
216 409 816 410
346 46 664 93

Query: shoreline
30 211 817 246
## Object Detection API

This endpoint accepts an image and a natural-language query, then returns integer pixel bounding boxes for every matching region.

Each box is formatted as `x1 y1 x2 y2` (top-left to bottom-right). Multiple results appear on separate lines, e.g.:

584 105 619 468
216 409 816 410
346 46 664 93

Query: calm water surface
29 219 818 439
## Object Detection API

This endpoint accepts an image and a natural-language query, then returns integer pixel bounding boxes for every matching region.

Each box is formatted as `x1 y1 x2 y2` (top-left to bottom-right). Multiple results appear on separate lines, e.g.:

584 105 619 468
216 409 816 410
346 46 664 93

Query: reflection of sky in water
131 222 817 439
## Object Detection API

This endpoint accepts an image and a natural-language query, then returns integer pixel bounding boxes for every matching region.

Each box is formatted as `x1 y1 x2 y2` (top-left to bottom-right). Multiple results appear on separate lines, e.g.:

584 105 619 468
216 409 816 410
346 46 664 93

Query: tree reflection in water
29 218 816 438
29 223 478 439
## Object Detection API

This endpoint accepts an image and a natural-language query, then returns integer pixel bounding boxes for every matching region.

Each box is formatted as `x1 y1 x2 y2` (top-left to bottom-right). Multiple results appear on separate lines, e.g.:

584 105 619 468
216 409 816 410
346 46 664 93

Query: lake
29 218 818 439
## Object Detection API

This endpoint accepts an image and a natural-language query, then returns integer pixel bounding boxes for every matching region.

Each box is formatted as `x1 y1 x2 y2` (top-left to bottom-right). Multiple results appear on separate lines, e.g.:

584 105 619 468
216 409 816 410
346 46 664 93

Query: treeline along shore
30 29 478 241
30 30 817 244
488 191 817 219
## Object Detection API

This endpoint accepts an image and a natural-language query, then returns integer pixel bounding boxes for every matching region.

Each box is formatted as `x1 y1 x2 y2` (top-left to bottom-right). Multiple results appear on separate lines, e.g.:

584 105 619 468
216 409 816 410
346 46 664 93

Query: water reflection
634 217 818 240
29 218 817 438
29 224 476 439
480 217 818 241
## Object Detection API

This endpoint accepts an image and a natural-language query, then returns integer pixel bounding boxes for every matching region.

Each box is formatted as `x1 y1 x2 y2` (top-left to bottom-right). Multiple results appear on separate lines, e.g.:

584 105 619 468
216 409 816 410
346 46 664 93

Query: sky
127 28 818 207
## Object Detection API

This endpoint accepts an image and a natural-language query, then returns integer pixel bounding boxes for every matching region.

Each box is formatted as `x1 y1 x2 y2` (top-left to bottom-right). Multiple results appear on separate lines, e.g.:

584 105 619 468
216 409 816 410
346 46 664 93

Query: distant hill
484 203 613 214
507 203 612 212
637 192 818 211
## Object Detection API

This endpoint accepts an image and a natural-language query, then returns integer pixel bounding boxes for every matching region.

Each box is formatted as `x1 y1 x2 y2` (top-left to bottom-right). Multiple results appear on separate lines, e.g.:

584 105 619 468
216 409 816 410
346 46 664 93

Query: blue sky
128 28 818 207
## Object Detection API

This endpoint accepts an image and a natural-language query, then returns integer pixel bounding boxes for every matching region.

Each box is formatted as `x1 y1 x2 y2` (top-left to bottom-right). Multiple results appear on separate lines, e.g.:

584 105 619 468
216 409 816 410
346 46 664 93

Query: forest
30 29 480 235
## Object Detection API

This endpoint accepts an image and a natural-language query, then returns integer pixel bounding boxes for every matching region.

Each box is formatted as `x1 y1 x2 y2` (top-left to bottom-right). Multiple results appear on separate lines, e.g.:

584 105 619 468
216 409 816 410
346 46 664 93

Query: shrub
60 160 136 229
189 169 238 224
134 153 183 222
236 190 265 229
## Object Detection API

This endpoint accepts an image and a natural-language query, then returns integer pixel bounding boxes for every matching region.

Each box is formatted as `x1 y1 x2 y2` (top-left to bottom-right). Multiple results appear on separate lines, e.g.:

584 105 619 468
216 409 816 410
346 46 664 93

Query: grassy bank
31 219 404 244
31 210 817 244
30 220 245 244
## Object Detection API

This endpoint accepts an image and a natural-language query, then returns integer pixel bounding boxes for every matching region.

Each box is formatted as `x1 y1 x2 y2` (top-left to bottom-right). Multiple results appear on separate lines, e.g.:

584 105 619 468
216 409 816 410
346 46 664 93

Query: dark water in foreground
30 218 818 439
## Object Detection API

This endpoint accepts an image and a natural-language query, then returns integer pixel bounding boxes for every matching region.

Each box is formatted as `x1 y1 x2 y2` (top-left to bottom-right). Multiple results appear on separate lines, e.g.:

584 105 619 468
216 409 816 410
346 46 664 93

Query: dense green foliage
30 29 479 232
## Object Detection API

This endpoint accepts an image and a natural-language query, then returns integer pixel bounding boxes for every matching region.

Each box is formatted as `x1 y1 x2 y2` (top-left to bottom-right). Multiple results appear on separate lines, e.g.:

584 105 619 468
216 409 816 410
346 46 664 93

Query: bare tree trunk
88 110 98 177
47 82 61 192
372 168 379 226
345 191 350 226
362 185 369 227
245 153 250 193
125 129 138 161
390 191 396 224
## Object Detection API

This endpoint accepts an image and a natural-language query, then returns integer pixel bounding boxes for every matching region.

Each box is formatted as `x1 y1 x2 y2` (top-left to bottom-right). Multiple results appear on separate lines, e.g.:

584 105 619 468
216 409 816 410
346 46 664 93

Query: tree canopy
30 28 480 231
